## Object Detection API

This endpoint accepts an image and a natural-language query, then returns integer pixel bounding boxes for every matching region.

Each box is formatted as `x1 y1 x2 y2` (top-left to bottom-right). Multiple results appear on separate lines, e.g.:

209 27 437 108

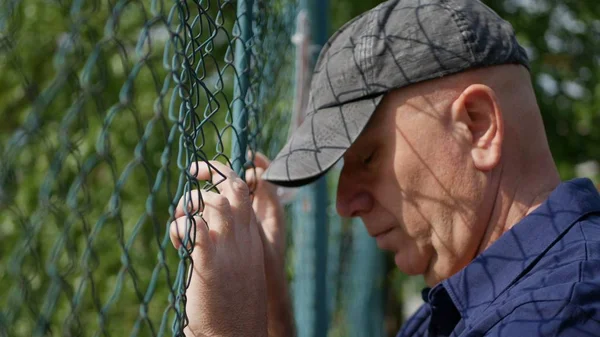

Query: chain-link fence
0 0 300 336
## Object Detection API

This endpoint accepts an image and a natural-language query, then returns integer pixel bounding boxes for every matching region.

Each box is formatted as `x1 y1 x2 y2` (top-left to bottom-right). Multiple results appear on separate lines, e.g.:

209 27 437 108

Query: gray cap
263 0 529 187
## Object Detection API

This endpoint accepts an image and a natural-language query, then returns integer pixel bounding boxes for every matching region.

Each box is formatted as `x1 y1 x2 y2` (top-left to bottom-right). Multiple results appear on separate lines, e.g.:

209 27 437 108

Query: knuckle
230 177 249 195
212 194 231 210
182 197 201 215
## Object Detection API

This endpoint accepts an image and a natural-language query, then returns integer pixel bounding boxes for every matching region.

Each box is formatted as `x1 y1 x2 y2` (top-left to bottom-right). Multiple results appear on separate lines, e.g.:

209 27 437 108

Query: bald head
385 64 555 176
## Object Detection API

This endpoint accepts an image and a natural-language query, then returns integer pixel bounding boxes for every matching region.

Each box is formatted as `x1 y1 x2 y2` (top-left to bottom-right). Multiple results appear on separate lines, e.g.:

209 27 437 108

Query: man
169 0 600 336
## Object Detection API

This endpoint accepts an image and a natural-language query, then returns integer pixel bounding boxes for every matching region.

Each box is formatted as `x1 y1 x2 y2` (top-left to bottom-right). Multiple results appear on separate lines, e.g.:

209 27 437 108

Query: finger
250 151 271 170
175 189 204 219
174 189 234 238
245 151 272 187
169 215 211 252
200 190 234 237
189 161 251 221
245 152 273 194
245 166 265 192
246 164 280 200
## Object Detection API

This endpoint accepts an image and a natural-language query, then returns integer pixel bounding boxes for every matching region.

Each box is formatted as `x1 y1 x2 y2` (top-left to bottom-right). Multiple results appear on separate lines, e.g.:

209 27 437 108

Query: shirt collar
441 178 600 326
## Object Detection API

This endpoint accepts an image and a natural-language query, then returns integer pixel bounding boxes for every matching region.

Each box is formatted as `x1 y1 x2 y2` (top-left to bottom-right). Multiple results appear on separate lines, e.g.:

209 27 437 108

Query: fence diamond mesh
0 0 298 336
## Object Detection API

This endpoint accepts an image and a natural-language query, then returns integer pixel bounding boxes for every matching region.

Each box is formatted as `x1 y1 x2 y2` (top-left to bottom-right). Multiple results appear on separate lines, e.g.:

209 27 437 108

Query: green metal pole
327 199 342 320
231 0 253 177
344 218 386 337
292 181 329 337
292 0 329 337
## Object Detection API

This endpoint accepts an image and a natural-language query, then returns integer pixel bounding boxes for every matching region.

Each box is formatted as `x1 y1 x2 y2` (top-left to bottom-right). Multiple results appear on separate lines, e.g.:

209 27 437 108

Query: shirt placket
425 285 462 337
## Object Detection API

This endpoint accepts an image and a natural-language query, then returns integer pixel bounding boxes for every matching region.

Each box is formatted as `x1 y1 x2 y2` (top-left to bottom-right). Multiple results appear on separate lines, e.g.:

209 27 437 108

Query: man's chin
393 252 429 277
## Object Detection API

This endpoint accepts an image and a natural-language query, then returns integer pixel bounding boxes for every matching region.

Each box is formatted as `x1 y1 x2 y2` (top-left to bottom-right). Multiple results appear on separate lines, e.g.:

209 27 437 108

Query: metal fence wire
0 0 299 336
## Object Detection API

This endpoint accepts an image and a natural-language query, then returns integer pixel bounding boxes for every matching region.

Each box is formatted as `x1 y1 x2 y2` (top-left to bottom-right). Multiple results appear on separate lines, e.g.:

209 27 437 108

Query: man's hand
170 160 268 337
246 153 295 337
246 152 286 269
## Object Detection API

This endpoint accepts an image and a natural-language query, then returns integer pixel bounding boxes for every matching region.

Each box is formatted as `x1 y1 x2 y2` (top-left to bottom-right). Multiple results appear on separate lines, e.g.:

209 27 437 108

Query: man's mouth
373 227 393 238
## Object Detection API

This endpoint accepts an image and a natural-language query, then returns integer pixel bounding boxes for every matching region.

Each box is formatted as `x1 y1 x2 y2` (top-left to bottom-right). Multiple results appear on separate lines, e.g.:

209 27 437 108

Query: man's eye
363 152 375 165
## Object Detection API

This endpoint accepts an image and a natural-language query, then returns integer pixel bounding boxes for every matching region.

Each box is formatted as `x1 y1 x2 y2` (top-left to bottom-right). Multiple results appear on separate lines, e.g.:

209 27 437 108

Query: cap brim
263 94 384 187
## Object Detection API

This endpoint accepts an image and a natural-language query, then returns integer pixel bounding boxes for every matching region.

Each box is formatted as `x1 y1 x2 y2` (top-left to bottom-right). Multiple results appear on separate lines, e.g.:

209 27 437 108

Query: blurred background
0 0 598 337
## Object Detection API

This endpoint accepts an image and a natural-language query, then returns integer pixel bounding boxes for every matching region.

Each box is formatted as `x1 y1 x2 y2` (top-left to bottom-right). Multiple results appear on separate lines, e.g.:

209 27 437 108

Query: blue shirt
397 178 600 337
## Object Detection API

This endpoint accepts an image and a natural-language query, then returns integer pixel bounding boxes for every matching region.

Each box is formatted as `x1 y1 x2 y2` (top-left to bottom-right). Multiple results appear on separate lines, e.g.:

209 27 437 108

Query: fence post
344 219 386 337
291 0 329 336
231 0 254 177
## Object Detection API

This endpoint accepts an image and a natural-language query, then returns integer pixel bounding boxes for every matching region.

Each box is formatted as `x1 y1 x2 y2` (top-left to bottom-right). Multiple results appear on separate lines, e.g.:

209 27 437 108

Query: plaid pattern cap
263 0 529 187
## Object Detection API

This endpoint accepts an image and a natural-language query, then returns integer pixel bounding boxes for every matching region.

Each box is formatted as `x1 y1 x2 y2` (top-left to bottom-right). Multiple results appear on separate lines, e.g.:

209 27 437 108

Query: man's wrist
265 263 295 337
266 291 295 337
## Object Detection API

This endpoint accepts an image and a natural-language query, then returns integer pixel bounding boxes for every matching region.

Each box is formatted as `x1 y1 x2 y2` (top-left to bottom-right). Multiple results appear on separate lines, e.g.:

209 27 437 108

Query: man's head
335 64 559 285
264 0 561 285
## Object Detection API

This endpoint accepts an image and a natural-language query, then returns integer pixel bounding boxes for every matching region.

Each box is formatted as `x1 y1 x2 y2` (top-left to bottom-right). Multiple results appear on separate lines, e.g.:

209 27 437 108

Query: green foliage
486 0 600 181
0 0 298 336
0 0 188 335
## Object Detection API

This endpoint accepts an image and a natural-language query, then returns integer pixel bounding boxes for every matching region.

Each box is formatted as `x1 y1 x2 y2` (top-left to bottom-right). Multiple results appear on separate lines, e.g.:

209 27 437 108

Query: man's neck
476 166 560 255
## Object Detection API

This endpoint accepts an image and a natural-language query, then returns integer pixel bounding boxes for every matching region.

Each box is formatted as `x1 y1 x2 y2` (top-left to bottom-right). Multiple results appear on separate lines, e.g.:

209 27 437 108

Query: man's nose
336 171 373 218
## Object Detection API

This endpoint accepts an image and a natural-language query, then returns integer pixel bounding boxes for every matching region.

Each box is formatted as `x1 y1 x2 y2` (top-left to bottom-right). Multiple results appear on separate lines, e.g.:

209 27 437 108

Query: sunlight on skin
335 64 561 286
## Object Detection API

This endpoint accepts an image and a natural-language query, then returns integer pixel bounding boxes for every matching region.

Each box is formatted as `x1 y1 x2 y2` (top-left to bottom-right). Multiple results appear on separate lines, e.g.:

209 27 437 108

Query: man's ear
450 84 503 171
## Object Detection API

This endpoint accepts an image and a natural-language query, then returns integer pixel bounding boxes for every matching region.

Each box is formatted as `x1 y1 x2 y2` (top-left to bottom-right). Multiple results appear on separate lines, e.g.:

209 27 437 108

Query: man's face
336 86 493 286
